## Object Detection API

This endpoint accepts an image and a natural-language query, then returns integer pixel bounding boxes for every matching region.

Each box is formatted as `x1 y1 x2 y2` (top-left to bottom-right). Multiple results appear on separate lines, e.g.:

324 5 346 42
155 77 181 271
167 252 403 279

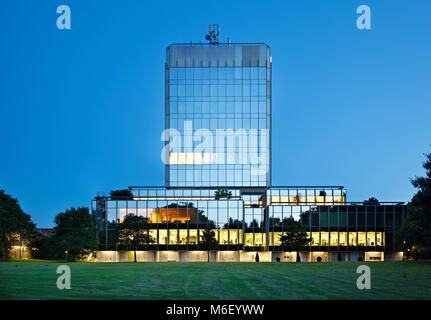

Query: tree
0 190 36 260
249 219 259 229
28 234 56 260
117 214 154 262
396 218 418 260
363 197 380 205
199 224 218 262
53 207 98 261
279 217 311 262
110 189 133 200
214 188 232 200
397 151 431 259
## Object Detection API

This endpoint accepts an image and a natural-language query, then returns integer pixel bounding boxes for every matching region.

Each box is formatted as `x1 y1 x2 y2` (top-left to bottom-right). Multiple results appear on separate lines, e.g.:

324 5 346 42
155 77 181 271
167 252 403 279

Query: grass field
0 260 430 299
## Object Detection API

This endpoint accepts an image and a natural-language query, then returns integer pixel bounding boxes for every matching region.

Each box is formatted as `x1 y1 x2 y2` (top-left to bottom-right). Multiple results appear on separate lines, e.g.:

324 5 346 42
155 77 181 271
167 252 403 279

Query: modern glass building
165 43 271 187
93 36 406 262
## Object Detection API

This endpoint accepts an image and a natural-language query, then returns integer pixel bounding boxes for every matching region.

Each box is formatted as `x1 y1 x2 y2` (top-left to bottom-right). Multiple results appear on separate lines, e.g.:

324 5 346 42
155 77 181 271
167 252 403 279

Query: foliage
279 217 311 262
397 151 431 259
53 207 98 261
110 189 133 199
214 188 232 200
199 224 218 261
0 190 36 260
249 219 260 228
117 214 155 262
28 234 56 260
363 197 380 205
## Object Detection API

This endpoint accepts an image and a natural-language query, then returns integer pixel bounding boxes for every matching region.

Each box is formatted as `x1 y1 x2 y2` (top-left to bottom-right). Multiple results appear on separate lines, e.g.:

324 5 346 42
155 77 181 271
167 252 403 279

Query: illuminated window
273 232 282 246
311 232 320 246
320 232 329 246
245 233 254 247
179 229 188 245
339 232 347 246
367 232 376 246
189 229 197 245
219 230 229 245
330 232 338 246
169 230 178 244
254 233 265 246
159 230 168 244
229 230 239 245
149 229 157 244
376 232 384 246
348 232 357 246
358 232 366 246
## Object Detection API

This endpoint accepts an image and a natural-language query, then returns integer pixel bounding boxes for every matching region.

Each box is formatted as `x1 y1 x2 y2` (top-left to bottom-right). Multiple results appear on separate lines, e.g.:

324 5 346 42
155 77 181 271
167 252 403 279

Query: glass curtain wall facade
165 44 271 187
93 186 406 253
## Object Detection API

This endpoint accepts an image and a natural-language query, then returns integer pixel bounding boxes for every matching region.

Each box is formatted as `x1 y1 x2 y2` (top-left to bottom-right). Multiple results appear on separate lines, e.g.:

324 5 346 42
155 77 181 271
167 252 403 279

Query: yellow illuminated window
306 196 316 203
245 233 254 246
169 152 216 165
272 232 282 246
159 230 167 244
229 230 239 244
339 232 347 246
316 196 325 203
349 232 357 246
149 229 157 244
169 230 178 244
179 229 188 245
254 233 265 246
271 196 280 204
358 232 366 246
320 232 329 246
219 230 229 245
311 232 320 246
330 232 338 246
367 232 376 246
376 232 384 246
189 229 197 244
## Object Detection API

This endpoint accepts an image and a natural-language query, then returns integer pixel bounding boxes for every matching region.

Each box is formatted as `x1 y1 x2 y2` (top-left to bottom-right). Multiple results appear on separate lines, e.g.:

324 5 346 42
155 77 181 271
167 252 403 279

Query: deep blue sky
1 1 430 227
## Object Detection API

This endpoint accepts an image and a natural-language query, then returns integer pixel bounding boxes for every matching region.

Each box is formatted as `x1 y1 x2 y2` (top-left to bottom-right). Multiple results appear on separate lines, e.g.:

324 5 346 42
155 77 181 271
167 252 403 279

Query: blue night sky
0 1 430 227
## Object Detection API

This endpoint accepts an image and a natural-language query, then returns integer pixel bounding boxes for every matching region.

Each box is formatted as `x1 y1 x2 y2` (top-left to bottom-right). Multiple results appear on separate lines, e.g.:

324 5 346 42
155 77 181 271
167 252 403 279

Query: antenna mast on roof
205 24 219 45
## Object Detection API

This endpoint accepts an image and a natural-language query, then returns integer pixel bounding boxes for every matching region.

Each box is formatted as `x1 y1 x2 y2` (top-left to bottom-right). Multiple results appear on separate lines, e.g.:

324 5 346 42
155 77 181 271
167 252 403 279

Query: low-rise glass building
93 186 406 261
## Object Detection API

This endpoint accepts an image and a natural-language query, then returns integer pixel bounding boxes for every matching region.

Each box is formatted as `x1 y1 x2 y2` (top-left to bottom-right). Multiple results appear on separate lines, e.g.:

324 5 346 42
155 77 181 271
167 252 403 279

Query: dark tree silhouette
397 151 431 259
117 213 154 262
110 189 133 200
214 188 232 200
0 190 36 260
199 224 218 261
279 217 311 262
53 207 98 261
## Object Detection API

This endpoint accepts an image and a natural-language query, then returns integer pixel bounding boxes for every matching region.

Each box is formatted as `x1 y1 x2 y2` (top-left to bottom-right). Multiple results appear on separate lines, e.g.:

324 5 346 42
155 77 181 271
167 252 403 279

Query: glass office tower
165 44 271 187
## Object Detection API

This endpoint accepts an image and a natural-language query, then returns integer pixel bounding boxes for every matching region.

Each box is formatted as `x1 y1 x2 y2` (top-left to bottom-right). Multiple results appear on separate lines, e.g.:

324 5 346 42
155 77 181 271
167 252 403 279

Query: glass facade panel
166 44 271 188
94 189 403 253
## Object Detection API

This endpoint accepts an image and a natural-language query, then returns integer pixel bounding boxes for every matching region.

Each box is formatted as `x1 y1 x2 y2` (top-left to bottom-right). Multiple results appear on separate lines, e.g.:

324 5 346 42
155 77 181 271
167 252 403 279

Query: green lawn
0 260 430 299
